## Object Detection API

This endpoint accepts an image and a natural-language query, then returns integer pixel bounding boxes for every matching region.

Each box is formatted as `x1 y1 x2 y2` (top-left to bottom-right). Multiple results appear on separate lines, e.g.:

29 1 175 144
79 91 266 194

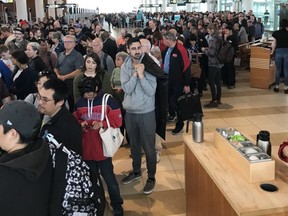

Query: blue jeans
275 48 288 86
125 111 156 179
86 159 123 210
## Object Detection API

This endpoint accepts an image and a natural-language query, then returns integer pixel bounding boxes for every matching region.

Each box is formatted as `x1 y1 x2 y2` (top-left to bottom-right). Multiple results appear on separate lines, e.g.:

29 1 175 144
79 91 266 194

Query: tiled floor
103 68 288 215
100 27 288 215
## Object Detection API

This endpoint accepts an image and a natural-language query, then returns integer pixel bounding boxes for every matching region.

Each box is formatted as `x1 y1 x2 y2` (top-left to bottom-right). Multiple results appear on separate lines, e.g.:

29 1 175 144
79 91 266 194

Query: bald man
91 38 115 76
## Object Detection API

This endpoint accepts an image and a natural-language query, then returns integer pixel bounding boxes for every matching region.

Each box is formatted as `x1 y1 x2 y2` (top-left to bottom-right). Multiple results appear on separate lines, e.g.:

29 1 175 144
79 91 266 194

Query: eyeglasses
37 93 54 103
64 41 75 44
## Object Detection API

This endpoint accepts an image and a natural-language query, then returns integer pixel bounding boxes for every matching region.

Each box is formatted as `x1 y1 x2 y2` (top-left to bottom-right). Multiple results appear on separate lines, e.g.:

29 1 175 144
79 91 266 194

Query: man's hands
134 63 145 79
183 85 191 94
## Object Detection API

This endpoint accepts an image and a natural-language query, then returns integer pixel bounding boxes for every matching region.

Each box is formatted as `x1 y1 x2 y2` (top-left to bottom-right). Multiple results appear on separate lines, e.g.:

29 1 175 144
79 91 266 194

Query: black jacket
10 67 36 99
28 56 47 82
141 53 168 140
40 106 82 155
0 139 52 216
40 106 82 216
162 43 191 87
103 38 118 62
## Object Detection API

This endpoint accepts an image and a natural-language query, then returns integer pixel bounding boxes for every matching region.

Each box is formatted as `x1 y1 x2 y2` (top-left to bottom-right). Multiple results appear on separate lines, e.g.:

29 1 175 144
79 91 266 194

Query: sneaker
143 178 156 195
156 151 161 163
122 172 142 185
171 127 183 135
284 89 288 94
217 100 222 105
113 206 124 216
274 87 279 92
167 115 176 122
227 85 235 89
204 101 218 108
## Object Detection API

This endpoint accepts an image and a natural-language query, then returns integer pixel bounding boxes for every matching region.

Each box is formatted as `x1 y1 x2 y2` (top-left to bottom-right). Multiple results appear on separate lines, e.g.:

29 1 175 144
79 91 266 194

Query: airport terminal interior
103 26 288 215
2 0 288 215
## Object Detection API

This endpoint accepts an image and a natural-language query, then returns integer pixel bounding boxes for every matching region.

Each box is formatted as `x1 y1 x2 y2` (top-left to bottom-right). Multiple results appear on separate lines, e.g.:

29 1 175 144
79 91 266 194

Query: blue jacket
0 60 13 89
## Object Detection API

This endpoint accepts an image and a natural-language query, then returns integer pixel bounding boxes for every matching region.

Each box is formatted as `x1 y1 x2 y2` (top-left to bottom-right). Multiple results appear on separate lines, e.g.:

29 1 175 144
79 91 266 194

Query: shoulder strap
101 93 112 127
44 131 71 155
47 51 53 69
103 53 108 71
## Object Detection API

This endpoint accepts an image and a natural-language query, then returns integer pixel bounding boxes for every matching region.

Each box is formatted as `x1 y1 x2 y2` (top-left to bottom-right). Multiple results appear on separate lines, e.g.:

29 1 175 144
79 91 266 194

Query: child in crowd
187 35 203 96
110 51 129 144
0 44 14 89
111 51 128 91
73 76 124 216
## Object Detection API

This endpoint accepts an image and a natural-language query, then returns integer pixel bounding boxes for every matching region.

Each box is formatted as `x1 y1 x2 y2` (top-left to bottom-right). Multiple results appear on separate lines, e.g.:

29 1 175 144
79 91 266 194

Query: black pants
221 59 236 86
168 85 184 129
208 66 222 101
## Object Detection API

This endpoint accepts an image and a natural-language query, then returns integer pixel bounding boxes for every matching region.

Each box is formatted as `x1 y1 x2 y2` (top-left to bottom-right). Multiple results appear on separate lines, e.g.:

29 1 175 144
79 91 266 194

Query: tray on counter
216 128 272 163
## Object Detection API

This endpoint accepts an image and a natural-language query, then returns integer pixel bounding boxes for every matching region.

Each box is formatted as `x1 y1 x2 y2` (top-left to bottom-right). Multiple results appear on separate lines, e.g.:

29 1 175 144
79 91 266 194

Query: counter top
184 133 288 216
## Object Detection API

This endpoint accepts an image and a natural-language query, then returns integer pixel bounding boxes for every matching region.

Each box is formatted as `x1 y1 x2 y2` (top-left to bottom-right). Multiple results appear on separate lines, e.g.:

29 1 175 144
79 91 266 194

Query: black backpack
217 40 235 64
44 132 106 216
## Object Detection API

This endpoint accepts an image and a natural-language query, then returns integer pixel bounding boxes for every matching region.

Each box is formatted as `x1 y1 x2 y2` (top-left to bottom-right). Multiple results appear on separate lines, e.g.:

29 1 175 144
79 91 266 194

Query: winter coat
0 139 52 216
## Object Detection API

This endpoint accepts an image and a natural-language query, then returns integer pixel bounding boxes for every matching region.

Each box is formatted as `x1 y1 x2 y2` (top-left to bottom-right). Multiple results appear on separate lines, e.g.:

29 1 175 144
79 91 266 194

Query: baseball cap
0 101 41 139
19 20 29 26
74 23 82 29
13 27 24 34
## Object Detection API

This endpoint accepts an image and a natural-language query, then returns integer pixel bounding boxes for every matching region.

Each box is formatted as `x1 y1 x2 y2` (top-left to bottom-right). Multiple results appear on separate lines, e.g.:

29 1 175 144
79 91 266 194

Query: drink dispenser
256 130 271 156
192 113 203 143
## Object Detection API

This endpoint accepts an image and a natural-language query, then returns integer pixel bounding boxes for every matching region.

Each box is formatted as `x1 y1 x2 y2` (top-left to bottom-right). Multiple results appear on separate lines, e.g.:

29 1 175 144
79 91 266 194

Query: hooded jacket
121 54 157 114
73 91 122 161
0 139 52 216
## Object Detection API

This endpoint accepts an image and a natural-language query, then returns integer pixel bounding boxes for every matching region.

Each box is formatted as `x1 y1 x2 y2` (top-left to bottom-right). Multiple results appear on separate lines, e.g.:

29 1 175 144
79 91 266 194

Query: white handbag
99 93 124 157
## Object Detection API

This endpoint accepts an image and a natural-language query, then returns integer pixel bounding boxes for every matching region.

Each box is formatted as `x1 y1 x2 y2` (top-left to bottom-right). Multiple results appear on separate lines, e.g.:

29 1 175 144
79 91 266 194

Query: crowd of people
0 9 287 216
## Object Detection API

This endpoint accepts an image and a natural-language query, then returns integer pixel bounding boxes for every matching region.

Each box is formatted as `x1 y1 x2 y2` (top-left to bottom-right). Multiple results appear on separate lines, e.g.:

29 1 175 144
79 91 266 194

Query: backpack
217 40 235 64
44 132 105 216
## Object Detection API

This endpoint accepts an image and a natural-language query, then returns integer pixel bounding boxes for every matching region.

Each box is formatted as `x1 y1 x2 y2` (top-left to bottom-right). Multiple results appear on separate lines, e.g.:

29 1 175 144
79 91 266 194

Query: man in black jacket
0 101 52 216
162 31 191 135
38 78 84 215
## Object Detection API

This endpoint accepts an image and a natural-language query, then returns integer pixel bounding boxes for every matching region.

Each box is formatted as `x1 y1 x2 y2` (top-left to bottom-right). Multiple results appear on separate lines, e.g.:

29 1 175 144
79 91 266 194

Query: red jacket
73 92 122 161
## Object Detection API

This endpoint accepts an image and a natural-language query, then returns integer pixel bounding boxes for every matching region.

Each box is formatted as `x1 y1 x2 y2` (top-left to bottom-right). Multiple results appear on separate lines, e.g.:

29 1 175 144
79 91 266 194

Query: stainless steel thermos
256 130 271 156
192 113 203 143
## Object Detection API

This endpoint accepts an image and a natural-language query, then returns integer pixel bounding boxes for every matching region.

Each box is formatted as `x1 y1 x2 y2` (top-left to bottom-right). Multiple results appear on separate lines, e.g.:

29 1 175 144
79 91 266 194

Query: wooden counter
250 46 275 89
184 133 288 216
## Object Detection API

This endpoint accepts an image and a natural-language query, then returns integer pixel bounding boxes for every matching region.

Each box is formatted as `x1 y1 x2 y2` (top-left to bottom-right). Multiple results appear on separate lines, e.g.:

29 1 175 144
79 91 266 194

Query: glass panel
253 0 275 31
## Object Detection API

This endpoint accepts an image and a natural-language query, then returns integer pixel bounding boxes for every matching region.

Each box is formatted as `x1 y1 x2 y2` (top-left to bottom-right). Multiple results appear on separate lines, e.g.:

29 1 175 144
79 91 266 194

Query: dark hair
126 37 141 49
68 27 75 32
280 19 288 29
80 34 92 42
82 52 103 75
42 78 69 104
0 44 9 54
78 76 102 96
189 34 198 42
241 19 248 33
11 50 28 64
153 31 163 40
100 30 110 41
225 25 233 31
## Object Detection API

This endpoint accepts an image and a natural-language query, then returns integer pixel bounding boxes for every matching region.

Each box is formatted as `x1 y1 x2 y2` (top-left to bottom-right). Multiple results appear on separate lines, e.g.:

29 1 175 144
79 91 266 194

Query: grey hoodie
121 54 157 114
